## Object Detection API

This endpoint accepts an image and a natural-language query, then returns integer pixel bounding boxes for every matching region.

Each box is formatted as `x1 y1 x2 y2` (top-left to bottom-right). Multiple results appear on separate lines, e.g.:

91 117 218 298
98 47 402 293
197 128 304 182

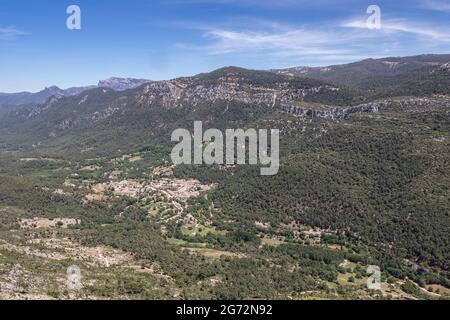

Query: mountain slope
272 54 450 97
272 54 450 83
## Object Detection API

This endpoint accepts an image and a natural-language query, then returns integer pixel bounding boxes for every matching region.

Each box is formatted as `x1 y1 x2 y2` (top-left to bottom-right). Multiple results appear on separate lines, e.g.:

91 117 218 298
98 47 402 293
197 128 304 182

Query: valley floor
0 150 447 300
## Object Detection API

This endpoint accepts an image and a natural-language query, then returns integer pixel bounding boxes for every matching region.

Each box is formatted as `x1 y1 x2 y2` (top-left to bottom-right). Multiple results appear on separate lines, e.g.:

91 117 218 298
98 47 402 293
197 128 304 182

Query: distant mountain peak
42 86 63 94
44 85 61 90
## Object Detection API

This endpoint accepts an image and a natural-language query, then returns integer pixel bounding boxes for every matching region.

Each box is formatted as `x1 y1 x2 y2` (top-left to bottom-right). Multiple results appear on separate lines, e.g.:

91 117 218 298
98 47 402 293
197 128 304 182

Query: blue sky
1 0 450 92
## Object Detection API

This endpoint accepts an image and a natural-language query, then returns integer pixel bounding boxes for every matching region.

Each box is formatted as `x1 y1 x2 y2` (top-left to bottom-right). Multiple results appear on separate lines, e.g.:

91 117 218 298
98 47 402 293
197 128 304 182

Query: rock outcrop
278 101 384 119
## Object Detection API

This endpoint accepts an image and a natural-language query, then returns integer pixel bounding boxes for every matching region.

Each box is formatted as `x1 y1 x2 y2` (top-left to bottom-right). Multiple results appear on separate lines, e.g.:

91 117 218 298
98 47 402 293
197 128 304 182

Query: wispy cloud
0 27 28 40
175 17 443 63
203 28 352 55
171 4 450 67
422 0 450 12
341 18 450 42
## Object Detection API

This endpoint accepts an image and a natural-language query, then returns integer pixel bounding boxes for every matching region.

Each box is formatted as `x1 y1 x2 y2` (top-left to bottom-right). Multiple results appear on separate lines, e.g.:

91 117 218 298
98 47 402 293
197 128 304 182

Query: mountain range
0 77 152 108
2 54 449 110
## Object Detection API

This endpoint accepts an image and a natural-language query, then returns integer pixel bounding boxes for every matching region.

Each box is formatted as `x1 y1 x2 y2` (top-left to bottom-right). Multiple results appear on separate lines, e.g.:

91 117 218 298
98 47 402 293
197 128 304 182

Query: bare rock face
98 78 152 91
438 62 450 72
278 98 450 119
135 69 340 109
24 94 65 119
278 102 382 119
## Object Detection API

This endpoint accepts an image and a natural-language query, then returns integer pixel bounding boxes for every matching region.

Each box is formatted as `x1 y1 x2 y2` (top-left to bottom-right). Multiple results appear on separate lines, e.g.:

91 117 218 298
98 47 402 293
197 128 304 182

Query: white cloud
0 27 28 40
195 23 368 58
174 11 450 66
205 29 331 53
341 18 450 42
